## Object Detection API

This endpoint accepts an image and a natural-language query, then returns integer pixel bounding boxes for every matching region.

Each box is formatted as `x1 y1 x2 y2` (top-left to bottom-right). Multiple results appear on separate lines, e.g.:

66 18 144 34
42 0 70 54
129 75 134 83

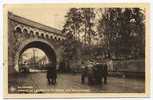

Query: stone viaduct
8 12 66 74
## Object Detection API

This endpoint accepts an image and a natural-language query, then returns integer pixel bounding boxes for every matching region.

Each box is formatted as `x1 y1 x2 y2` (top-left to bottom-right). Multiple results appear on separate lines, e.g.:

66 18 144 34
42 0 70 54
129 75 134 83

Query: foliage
62 8 145 62
81 8 96 45
62 8 96 62
97 8 145 59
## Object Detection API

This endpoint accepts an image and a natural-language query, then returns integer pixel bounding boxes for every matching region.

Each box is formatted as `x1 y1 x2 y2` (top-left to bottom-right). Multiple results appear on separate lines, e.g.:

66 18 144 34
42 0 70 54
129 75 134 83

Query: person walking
46 63 57 85
103 62 108 84
81 66 88 84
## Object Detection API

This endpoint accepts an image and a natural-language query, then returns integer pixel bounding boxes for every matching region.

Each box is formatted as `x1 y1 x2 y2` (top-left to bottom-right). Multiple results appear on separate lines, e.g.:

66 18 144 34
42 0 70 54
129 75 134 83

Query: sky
22 48 45 59
6 5 71 61
21 48 47 63
8 5 69 30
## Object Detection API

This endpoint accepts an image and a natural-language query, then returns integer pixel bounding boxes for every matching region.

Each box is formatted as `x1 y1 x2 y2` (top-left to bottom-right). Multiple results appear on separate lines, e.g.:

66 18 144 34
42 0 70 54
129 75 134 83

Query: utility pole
33 48 36 66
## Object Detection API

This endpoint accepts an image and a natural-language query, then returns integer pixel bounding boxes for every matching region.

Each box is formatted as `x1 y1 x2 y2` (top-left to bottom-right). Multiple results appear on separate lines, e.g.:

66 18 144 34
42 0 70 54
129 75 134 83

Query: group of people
46 61 108 86
81 62 108 86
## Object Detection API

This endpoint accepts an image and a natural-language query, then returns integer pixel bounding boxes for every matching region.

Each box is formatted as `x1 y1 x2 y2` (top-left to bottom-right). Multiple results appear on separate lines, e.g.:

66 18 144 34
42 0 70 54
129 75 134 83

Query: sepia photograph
3 4 150 98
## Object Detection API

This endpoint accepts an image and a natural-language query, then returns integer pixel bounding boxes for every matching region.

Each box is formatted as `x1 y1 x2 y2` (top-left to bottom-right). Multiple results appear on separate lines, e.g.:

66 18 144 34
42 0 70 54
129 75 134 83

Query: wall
107 59 145 77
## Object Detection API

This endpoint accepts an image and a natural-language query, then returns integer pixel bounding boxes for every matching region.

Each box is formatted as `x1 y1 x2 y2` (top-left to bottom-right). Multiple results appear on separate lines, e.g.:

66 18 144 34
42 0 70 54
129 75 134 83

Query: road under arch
14 39 57 72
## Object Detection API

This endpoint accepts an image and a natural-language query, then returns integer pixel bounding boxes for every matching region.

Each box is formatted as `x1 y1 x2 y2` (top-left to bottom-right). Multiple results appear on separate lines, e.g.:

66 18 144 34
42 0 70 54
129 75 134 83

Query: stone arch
15 27 22 33
22 27 29 33
41 33 44 38
23 28 28 34
50 35 53 39
46 34 49 39
29 30 34 37
58 37 61 41
15 25 22 33
54 37 57 40
14 38 57 72
36 32 39 36
30 30 34 34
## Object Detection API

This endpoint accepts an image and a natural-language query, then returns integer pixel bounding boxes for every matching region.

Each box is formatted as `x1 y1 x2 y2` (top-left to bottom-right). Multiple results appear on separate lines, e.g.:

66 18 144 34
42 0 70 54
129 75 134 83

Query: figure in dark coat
103 63 108 84
94 63 108 85
81 66 88 84
87 67 95 85
94 64 103 85
47 64 57 85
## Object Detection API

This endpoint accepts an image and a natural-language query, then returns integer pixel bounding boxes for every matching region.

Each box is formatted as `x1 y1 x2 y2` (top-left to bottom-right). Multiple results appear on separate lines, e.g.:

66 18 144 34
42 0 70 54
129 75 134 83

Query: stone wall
107 59 145 77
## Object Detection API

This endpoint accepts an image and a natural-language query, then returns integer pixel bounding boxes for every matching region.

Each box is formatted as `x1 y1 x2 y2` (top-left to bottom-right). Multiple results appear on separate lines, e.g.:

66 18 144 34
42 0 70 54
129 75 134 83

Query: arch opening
23 28 28 34
36 32 39 36
41 33 44 38
19 48 49 72
15 27 22 33
46 34 49 39
15 39 57 72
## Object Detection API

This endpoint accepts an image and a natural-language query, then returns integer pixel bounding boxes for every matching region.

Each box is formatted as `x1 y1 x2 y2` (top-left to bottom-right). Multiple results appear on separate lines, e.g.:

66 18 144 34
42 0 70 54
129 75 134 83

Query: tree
62 8 97 63
81 8 96 45
62 32 81 72
62 8 96 45
97 8 145 59
62 8 83 40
